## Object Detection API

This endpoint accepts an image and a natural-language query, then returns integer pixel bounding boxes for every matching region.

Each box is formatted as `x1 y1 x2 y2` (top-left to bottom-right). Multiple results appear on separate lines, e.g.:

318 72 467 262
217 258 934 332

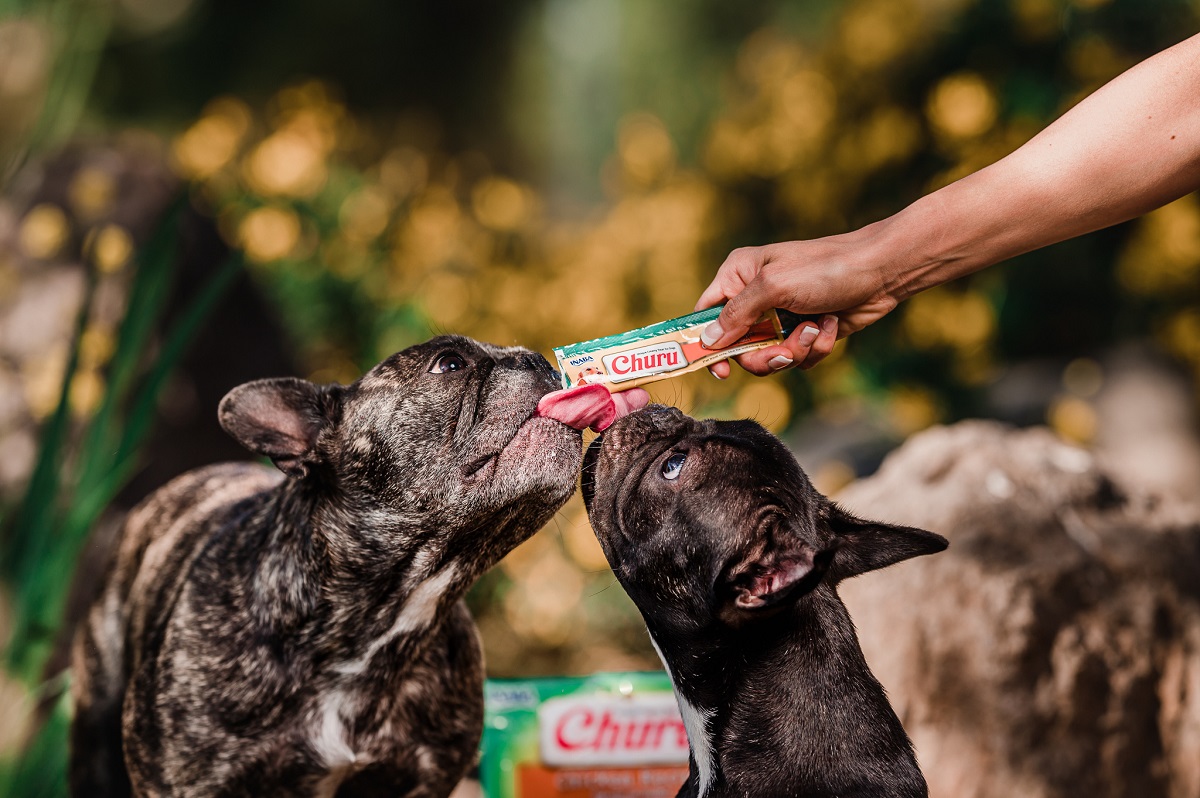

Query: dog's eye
431 353 467 374
661 452 687 480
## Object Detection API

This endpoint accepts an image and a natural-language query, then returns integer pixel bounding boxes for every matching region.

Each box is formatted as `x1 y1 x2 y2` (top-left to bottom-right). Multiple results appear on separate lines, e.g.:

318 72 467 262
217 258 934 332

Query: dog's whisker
586 578 622 598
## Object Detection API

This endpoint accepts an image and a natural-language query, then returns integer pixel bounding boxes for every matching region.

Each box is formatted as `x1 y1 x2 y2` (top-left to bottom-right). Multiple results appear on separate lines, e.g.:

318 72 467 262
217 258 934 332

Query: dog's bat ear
219 377 344 478
825 503 947 582
721 540 835 622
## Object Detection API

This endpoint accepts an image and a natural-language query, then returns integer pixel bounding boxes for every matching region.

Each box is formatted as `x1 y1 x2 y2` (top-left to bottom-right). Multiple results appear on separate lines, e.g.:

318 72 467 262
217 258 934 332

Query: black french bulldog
581 405 948 798
71 336 583 797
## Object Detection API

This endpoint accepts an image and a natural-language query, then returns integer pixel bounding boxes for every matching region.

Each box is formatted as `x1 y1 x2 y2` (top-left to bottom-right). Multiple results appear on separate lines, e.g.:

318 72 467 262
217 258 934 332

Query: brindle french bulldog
582 405 948 798
71 336 594 797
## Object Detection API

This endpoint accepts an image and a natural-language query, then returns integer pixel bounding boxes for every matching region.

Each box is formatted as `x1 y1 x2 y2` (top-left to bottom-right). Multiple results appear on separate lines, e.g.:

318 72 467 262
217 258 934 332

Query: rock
1093 348 1200 508
836 421 1200 798
0 266 84 362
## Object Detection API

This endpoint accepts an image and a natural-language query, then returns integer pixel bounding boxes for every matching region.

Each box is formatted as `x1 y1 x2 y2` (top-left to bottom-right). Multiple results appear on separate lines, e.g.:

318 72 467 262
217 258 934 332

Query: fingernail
708 366 726 380
798 325 818 345
768 355 793 370
821 315 838 334
701 321 724 348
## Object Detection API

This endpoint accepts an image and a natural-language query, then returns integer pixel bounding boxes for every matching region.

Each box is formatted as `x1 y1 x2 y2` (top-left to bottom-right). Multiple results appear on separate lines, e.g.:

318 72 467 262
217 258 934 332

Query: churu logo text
601 342 686 383
538 694 690 767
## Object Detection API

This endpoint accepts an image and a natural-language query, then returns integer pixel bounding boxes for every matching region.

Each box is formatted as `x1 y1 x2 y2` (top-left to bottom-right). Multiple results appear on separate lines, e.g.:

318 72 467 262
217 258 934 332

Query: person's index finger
697 247 761 312
707 279 775 348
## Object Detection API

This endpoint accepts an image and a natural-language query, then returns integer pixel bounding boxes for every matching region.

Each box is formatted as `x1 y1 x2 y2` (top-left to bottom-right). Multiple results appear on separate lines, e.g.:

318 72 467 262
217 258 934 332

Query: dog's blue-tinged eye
431 353 466 374
661 452 687 480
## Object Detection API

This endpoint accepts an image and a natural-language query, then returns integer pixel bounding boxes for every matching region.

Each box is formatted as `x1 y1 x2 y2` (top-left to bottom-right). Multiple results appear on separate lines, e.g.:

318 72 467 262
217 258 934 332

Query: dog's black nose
638 403 688 432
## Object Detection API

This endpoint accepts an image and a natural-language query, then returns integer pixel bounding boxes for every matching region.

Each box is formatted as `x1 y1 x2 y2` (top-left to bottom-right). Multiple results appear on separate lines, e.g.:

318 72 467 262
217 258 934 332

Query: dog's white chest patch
334 563 460 676
310 688 359 794
650 635 716 796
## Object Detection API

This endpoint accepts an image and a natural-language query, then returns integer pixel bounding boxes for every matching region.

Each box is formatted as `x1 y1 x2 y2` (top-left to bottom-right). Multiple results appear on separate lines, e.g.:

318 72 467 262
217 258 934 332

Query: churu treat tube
552 306 816 392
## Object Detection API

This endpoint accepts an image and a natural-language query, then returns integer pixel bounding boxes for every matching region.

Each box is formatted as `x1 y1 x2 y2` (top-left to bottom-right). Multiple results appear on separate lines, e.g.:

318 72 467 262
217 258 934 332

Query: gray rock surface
837 421 1200 798
1093 349 1200 508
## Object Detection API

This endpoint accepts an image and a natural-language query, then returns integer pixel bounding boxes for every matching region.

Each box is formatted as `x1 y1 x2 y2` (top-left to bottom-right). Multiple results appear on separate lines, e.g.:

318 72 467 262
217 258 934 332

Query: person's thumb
700 278 775 350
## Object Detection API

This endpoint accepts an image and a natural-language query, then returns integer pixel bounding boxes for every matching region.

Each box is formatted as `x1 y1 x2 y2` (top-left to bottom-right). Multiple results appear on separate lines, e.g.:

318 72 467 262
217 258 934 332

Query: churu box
552 306 812 392
480 673 690 798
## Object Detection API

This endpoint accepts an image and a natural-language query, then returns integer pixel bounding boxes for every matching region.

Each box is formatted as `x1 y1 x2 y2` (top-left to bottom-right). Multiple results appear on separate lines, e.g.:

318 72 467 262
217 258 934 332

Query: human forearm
882 31 1200 300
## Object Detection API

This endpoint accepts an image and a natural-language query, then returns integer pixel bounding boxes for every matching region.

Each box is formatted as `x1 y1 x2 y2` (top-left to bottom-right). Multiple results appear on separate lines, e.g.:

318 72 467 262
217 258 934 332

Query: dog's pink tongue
536 384 650 432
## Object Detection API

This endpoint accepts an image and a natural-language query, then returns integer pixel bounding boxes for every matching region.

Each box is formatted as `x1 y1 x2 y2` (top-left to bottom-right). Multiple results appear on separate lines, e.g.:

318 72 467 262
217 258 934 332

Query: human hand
695 228 902 377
